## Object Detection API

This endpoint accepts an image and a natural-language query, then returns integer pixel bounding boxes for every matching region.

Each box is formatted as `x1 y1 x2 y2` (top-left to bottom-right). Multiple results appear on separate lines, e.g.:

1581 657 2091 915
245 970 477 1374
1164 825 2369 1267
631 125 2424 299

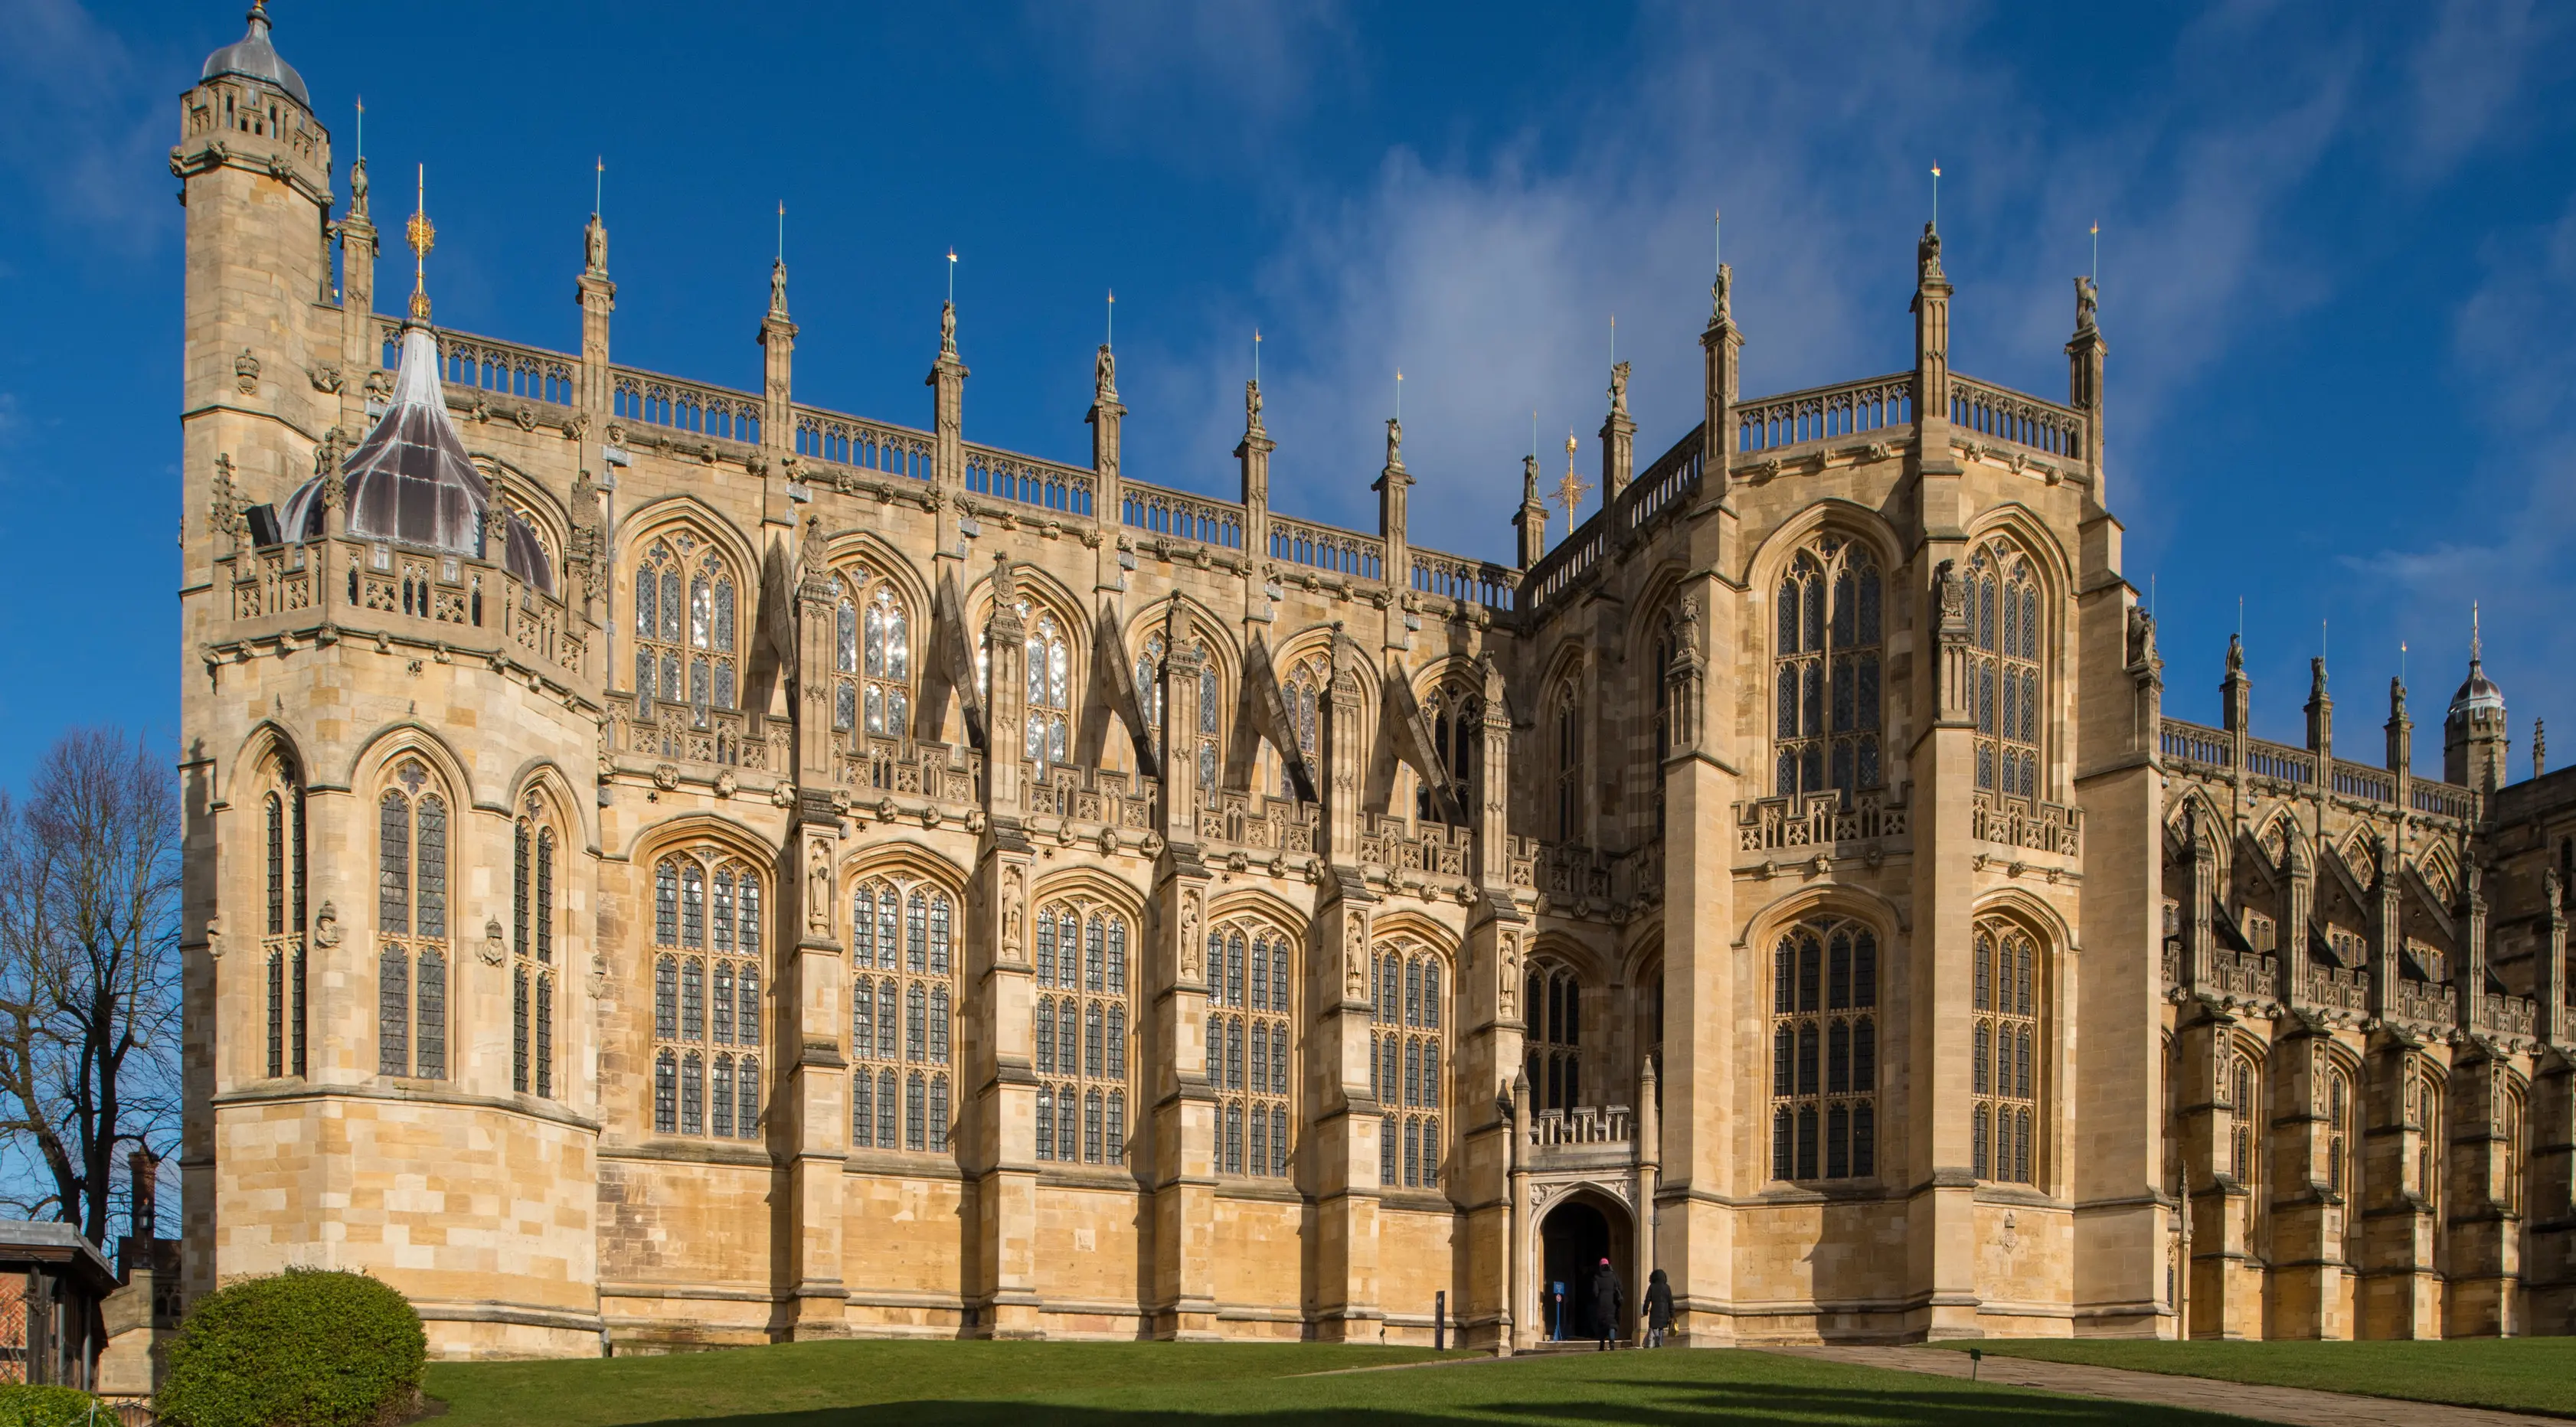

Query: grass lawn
423 1339 2259 1426
1950 1337 2576 1419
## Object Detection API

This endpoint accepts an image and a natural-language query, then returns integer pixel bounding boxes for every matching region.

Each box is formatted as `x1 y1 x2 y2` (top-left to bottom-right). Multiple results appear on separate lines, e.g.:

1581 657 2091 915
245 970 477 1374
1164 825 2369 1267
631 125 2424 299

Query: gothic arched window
1524 962 1584 1112
1768 917 1878 1180
650 847 764 1139
1282 654 1329 799
1773 535 1882 801
261 761 308 1079
1551 682 1582 841
375 759 449 1080
1417 679 1480 828
832 573 912 739
1971 918 2041 1184
850 876 956 1154
1208 920 1293 1177
1139 635 1223 792
511 794 559 1099
633 535 737 724
1967 539 2041 798
1371 939 1447 1189
1032 901 1130 1165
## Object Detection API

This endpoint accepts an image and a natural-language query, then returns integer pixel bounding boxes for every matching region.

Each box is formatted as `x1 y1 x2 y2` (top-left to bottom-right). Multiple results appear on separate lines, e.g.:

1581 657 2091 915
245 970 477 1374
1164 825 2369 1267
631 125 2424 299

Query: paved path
1765 1344 2564 1426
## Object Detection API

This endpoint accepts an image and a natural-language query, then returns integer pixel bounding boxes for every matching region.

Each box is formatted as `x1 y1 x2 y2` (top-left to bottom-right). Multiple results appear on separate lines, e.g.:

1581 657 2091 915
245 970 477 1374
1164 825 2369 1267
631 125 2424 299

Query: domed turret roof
201 2 309 107
2450 658 2504 719
279 326 555 595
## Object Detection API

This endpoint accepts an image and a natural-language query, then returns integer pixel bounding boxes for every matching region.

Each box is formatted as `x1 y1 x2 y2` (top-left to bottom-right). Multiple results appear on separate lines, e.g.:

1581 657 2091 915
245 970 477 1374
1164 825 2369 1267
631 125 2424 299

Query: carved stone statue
584 212 606 274
1094 343 1116 397
2075 274 2099 331
1385 416 1402 465
1609 360 1630 415
806 840 832 936
349 155 369 216
1918 222 1944 282
1934 559 1964 624
769 258 789 317
940 299 957 351
479 918 506 966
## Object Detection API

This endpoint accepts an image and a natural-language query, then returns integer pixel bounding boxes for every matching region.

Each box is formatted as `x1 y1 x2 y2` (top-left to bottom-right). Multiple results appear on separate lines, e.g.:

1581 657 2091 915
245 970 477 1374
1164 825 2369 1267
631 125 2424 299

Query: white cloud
0 0 175 247
1018 0 1357 160
1113 2 2370 569
2401 0 2548 181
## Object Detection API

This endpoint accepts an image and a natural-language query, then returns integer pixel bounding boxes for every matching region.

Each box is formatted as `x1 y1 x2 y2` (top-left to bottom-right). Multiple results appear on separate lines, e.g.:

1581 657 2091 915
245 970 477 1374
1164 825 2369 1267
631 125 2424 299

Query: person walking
1643 1267 1674 1347
1590 1257 1624 1350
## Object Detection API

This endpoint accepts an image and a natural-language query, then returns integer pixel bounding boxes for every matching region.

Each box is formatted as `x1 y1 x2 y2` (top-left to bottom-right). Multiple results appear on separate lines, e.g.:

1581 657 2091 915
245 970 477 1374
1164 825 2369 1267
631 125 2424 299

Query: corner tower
2445 608 2508 795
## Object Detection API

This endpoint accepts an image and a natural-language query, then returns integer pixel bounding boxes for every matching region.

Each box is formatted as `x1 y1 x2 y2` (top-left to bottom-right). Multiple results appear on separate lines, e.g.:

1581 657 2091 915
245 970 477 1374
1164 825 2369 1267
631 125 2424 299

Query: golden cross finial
406 163 435 322
1553 430 1591 524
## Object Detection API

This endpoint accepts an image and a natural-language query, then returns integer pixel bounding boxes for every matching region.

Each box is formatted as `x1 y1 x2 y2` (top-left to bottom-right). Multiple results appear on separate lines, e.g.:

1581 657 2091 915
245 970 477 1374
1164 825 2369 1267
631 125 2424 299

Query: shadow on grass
599 1375 2254 1427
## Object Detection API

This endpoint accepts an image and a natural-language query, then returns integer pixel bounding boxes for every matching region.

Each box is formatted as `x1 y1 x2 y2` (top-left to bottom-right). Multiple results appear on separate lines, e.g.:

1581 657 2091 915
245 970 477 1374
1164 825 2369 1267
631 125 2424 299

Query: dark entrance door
1539 1200 1611 1340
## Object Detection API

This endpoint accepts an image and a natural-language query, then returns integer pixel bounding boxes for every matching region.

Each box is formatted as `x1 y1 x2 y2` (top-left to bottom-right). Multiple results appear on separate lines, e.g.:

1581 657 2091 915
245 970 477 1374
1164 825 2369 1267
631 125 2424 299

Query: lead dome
199 2 309 107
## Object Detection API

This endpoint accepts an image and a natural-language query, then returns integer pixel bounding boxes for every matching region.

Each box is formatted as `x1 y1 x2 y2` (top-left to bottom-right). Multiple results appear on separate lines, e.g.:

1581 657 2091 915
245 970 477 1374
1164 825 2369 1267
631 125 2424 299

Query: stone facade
175 11 2576 1359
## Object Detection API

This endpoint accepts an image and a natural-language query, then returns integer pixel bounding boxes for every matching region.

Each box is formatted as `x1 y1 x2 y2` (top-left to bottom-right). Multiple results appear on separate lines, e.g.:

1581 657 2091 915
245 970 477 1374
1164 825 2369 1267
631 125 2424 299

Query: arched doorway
1537 1190 1634 1342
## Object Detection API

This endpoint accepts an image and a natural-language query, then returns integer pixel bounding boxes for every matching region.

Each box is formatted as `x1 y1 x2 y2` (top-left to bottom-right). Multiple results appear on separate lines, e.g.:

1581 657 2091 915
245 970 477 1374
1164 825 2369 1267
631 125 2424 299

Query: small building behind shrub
0 1222 116 1393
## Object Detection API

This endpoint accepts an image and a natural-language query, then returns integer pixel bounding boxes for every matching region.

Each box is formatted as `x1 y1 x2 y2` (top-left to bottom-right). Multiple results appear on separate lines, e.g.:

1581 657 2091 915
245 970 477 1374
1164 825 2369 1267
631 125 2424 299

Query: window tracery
850 876 955 1154
1417 679 1479 827
832 573 911 738
1282 654 1328 798
512 795 558 1099
1371 939 1446 1189
1966 539 2041 798
262 763 307 1079
1773 535 1882 801
1551 682 1582 841
1207 920 1293 1177
1768 918 1878 1180
650 846 764 1140
1971 918 2040 1184
1032 901 1129 1166
1137 634 1221 791
376 759 449 1080
633 534 737 724
1525 962 1583 1112
982 600 1071 771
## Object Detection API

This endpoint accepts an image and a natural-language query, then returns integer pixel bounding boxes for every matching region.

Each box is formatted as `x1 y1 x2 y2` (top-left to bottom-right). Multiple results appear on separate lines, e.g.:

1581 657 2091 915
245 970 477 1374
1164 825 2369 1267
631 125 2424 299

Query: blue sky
3 0 2573 788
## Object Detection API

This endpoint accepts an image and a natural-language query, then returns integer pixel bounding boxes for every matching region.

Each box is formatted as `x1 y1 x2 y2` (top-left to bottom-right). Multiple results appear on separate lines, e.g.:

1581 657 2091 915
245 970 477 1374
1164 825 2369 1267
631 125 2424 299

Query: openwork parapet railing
1970 792 2081 857
1123 481 1246 550
1411 549 1514 610
834 733 979 804
2156 718 2477 821
1735 791 1907 854
793 407 931 480
1530 1105 1632 1148
1736 373 1912 453
966 445 1095 518
1196 789 1319 857
1950 376 2084 459
1270 514 1383 580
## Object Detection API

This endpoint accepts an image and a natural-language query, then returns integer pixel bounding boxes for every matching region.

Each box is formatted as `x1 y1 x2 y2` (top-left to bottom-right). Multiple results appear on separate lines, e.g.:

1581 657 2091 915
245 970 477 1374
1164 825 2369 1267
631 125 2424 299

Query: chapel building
175 7 2576 1355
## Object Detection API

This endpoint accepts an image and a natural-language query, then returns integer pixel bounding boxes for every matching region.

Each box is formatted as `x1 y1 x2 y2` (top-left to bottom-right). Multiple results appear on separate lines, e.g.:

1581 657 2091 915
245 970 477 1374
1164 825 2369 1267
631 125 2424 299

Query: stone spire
1087 315 1126 593
2067 272 2107 502
577 163 615 421
1600 359 1635 500
2220 632 2250 735
1370 414 1411 592
1513 453 1546 570
2304 655 2332 756
1912 218 1959 479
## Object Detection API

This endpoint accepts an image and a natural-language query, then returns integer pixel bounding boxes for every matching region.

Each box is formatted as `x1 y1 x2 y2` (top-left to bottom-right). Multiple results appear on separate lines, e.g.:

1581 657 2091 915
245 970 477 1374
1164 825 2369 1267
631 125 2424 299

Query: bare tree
0 730 182 1246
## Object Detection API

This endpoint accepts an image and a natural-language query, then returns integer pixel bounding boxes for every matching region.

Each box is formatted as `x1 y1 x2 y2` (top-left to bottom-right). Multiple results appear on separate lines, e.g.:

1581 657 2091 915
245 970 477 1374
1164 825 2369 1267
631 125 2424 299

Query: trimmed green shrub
0 1384 109 1427
156 1268 426 1427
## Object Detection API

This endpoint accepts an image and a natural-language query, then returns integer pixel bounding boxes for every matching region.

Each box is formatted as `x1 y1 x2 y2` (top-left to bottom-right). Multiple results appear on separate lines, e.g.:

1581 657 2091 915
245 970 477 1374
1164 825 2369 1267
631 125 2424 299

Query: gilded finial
406 163 435 323
1553 431 1592 525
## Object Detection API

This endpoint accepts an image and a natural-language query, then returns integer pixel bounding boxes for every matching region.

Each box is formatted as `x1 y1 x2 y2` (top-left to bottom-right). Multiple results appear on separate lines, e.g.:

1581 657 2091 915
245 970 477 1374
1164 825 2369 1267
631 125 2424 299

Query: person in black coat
1589 1258 1624 1350
1643 1267 1674 1347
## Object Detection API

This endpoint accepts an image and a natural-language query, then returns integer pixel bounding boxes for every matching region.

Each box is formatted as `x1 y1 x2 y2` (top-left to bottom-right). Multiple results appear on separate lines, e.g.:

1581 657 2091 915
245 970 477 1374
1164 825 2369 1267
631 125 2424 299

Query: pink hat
1599 1257 1610 1265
